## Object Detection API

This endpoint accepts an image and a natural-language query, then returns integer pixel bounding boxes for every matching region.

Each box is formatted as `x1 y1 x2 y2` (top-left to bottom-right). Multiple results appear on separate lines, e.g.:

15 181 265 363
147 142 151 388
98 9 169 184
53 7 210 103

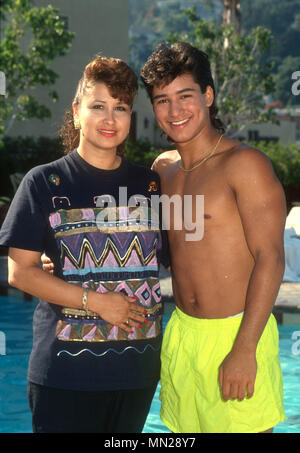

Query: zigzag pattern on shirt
55 315 162 343
60 232 158 271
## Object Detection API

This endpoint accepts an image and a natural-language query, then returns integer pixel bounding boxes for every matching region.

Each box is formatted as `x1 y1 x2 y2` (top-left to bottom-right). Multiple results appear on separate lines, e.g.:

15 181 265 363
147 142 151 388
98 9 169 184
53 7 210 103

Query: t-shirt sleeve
151 170 170 269
157 229 170 269
0 172 47 252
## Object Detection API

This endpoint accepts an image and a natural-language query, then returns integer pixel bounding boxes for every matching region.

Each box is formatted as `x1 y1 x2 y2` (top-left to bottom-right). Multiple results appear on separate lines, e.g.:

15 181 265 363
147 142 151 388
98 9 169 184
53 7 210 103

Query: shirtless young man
140 42 286 433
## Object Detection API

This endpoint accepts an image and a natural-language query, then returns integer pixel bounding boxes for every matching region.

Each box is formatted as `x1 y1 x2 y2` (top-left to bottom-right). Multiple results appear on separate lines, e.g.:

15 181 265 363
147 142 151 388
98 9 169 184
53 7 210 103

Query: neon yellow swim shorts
160 307 286 433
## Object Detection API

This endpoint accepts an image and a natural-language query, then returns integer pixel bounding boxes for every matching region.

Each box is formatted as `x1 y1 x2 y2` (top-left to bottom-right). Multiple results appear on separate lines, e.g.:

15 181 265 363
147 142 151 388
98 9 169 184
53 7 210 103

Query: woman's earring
74 117 81 130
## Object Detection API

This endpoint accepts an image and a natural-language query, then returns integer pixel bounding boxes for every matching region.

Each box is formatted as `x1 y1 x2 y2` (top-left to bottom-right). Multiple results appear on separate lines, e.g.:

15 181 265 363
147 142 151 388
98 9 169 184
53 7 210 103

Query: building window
248 130 259 141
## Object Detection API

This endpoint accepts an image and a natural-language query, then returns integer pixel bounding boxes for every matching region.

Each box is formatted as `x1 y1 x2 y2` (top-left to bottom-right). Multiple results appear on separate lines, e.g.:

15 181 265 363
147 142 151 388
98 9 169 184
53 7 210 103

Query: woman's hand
89 291 147 334
40 254 148 333
41 254 54 274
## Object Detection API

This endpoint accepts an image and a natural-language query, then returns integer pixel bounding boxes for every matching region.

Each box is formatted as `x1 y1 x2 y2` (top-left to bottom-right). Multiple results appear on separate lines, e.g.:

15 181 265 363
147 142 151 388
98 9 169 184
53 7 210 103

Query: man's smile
169 117 191 128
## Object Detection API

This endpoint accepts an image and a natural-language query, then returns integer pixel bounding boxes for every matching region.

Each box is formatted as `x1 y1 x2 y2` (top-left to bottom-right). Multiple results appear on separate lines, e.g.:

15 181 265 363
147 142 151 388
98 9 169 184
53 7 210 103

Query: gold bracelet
82 287 89 312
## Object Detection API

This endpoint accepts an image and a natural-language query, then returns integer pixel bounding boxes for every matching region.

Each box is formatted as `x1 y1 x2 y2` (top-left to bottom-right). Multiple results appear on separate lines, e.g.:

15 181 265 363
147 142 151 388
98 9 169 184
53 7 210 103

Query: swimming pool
0 295 299 433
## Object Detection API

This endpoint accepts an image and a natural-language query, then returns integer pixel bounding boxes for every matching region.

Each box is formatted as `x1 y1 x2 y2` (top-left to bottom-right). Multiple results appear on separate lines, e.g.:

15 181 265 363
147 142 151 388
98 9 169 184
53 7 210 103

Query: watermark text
291 330 300 356
95 187 205 242
0 71 5 96
291 71 300 96
0 331 6 356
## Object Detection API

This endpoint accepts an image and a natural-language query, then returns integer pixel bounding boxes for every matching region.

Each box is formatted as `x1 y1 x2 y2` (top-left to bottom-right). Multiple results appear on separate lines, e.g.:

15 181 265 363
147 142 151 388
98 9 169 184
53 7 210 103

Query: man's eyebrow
152 88 196 101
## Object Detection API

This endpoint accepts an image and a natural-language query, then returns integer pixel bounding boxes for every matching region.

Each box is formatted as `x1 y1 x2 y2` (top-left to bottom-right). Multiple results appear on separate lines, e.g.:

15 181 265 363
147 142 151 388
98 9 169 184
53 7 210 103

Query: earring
74 117 81 130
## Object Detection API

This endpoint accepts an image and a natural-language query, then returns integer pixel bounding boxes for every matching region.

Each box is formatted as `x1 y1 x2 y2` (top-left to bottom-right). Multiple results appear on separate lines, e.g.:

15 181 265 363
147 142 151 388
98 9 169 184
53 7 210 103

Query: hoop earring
74 117 81 130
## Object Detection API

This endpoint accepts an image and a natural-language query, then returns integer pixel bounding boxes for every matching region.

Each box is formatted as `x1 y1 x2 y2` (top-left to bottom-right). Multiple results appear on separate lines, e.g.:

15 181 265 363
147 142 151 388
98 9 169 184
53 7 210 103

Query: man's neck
176 126 221 170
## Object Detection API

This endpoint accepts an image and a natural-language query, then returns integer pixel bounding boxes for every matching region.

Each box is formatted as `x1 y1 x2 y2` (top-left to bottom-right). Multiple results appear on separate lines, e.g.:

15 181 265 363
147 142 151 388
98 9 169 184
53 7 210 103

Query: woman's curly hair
60 56 138 155
140 42 225 135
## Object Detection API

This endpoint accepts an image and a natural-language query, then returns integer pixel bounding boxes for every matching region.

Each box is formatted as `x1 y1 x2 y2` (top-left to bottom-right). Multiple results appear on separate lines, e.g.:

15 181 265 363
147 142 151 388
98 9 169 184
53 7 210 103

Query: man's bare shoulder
224 141 274 175
151 149 180 174
222 140 281 196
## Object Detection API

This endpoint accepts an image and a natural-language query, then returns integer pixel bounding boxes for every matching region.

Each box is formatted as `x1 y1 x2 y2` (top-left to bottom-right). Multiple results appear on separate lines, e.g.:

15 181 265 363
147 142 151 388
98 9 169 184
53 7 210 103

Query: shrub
251 141 300 209
124 138 161 168
0 136 163 196
0 136 64 196
255 141 300 188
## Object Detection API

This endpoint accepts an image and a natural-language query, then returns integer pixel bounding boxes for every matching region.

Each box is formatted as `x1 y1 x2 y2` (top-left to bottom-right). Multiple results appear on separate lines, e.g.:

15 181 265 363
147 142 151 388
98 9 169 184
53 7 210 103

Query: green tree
192 0 300 107
129 0 217 75
240 0 300 58
0 0 74 138
240 0 300 104
167 6 276 135
222 0 241 32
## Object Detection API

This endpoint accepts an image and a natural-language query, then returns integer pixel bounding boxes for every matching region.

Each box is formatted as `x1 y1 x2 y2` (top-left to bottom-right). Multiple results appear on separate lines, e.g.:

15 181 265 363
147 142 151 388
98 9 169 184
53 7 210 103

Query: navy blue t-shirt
0 150 168 391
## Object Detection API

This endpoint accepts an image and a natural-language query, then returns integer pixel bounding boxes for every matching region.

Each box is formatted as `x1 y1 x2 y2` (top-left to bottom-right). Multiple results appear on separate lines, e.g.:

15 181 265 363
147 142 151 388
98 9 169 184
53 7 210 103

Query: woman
0 56 167 433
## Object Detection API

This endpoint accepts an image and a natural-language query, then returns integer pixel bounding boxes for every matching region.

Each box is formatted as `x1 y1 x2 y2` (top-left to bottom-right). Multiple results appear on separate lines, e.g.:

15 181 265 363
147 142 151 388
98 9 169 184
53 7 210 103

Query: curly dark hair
140 42 225 134
60 56 138 155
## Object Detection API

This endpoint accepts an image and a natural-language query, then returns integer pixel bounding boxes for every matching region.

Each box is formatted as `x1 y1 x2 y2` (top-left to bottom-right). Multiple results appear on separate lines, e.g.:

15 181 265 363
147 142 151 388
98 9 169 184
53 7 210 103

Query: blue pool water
0 295 299 433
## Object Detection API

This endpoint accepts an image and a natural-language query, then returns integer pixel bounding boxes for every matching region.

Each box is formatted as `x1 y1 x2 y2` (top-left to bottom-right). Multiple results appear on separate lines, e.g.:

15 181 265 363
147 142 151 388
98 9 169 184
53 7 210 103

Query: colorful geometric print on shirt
49 205 162 343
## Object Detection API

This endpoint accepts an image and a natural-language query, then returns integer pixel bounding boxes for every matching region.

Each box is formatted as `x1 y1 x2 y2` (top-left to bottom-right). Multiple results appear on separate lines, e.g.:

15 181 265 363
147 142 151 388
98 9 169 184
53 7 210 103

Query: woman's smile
98 128 118 137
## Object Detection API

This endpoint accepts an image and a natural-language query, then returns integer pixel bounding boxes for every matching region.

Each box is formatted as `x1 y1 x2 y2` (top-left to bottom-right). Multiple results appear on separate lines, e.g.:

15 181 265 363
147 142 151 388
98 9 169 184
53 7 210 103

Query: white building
237 107 300 145
5 0 130 139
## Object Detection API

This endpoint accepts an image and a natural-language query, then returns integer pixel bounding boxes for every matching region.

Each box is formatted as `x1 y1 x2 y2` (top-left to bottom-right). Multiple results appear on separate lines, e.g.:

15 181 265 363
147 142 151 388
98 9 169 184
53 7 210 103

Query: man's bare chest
160 168 235 223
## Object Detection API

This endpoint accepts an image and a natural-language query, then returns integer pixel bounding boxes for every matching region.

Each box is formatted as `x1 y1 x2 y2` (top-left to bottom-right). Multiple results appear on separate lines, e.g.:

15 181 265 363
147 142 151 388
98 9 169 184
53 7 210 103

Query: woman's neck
77 143 121 170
